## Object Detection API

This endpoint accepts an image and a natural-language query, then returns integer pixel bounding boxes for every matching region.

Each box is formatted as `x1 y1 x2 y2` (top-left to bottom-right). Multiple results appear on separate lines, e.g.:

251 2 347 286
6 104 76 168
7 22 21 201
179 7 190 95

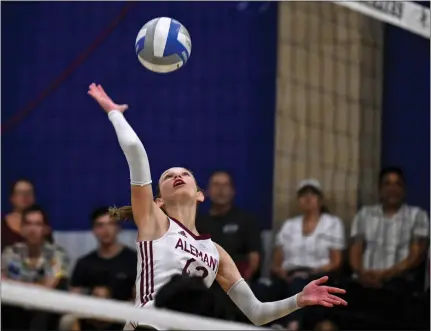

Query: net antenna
333 1 430 39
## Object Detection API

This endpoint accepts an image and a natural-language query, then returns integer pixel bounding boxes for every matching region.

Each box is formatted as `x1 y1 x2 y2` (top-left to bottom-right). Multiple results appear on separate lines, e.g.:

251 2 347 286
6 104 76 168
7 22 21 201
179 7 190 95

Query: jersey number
182 258 209 279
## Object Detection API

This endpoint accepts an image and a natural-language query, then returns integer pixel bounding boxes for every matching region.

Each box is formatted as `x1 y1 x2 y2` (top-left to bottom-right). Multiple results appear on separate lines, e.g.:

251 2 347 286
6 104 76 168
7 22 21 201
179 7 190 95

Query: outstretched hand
297 276 347 308
88 83 128 114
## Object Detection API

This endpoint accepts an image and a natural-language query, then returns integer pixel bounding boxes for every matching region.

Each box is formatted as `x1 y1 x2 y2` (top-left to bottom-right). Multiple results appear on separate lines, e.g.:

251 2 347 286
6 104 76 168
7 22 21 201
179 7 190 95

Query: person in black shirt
196 171 261 280
196 171 262 323
70 206 136 301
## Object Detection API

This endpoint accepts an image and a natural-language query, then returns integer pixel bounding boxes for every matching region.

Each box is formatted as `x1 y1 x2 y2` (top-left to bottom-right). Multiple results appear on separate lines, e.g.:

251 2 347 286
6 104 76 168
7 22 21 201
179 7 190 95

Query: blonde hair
109 206 133 222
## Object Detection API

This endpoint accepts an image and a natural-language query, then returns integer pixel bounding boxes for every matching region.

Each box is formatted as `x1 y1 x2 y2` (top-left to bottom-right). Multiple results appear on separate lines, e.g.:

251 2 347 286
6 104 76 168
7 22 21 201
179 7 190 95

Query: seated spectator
60 285 124 331
268 179 345 330
196 170 261 281
346 167 430 328
196 170 262 323
71 206 136 301
2 179 45 250
1 205 69 330
350 167 429 290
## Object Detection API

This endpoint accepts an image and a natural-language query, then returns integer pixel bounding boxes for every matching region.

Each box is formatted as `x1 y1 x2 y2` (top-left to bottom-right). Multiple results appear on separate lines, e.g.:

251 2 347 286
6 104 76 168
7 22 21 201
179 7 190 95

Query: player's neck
166 204 198 235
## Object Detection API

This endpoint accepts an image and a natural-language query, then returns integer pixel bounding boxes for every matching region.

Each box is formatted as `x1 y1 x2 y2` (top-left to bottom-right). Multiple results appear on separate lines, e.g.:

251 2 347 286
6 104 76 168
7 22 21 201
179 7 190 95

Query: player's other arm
215 243 346 326
87 83 166 237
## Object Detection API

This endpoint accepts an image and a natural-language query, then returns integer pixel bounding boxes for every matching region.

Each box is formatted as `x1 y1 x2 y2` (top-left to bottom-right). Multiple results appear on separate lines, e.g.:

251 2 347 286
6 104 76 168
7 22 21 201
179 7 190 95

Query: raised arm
215 243 347 326
88 83 166 238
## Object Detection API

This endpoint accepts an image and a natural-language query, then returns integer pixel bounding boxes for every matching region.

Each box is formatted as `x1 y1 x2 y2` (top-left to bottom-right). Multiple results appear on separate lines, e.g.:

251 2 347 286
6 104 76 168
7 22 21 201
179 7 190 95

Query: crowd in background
1 167 430 331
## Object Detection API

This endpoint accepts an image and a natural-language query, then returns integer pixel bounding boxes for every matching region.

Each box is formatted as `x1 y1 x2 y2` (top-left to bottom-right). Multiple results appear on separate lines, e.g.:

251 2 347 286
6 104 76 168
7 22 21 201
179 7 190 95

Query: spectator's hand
290 271 310 279
297 276 347 308
88 83 128 114
357 270 382 288
272 267 288 280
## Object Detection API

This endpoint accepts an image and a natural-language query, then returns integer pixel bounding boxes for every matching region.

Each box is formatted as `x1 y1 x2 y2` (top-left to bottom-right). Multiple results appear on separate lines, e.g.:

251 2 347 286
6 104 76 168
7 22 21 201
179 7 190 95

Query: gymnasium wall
2 2 429 264
273 2 383 228
2 2 277 262
382 16 430 213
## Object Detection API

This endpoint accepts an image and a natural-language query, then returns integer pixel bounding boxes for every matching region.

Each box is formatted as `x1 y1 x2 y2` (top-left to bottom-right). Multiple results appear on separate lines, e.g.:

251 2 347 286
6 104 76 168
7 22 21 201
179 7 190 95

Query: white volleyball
135 17 192 74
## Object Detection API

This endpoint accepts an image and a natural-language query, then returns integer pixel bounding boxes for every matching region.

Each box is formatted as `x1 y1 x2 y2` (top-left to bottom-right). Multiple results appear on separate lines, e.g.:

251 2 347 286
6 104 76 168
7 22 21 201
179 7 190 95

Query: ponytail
109 206 134 222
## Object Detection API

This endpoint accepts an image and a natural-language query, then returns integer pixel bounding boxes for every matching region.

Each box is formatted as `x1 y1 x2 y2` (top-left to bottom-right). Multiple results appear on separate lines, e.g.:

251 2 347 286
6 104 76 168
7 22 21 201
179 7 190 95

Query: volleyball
135 17 192 74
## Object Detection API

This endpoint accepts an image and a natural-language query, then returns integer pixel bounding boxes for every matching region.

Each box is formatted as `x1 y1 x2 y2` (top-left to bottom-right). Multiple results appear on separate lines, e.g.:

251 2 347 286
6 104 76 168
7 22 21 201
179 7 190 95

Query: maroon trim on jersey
139 241 155 305
169 217 211 240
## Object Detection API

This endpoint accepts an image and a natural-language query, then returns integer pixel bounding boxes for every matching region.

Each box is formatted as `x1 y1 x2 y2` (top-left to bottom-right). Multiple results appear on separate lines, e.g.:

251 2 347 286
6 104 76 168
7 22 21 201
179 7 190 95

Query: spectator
70 206 136 301
349 167 429 290
196 170 261 280
2 179 36 250
1 205 69 330
196 170 262 324
346 167 430 329
268 179 345 330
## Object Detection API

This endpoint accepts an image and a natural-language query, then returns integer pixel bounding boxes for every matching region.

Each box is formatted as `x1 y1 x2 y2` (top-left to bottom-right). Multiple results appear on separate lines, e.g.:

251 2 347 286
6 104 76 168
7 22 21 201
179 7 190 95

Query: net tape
333 1 430 39
2 281 268 330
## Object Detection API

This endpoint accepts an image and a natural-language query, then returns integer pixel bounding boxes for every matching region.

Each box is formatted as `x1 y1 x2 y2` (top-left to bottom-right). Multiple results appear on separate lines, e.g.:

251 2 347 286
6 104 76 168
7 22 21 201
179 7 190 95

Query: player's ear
196 190 205 203
155 197 164 208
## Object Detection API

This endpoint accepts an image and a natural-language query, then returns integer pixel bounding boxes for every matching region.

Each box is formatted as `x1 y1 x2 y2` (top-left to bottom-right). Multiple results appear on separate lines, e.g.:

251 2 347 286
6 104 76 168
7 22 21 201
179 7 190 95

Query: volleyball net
2 2 429 331
272 0 429 228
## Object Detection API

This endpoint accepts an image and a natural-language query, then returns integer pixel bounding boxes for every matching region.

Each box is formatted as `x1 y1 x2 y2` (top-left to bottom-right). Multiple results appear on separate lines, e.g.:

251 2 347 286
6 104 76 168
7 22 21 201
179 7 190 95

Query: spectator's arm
244 215 261 279
1 247 15 280
315 218 345 273
271 227 287 278
43 247 70 289
349 210 365 273
70 259 87 292
382 210 429 279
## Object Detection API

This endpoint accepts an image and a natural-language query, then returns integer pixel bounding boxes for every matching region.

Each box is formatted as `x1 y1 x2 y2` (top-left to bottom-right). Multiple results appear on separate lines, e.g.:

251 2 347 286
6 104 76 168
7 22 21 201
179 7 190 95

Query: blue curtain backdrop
381 1 430 212
2 2 277 231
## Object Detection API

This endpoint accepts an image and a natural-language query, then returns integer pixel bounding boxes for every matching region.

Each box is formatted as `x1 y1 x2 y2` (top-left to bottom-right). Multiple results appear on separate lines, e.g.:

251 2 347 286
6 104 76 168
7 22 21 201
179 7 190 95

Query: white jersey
135 217 220 308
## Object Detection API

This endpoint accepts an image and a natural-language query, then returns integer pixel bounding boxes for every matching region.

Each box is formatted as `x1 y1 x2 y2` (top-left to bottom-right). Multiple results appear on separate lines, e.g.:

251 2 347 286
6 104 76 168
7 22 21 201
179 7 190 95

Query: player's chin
172 188 195 200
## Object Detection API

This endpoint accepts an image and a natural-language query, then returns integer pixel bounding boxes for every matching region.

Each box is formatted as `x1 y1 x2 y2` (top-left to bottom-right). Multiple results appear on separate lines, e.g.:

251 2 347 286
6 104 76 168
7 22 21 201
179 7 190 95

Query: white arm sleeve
227 279 300 326
108 110 152 186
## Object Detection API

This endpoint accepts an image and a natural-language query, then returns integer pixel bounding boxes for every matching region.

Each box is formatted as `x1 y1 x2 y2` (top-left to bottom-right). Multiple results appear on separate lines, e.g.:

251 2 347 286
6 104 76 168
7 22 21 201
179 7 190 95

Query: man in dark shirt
70 207 136 301
196 171 261 281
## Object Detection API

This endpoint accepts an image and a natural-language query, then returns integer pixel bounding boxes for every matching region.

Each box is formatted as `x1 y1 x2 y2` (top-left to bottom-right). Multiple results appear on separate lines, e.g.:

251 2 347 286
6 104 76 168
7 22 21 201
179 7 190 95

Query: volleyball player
87 83 347 329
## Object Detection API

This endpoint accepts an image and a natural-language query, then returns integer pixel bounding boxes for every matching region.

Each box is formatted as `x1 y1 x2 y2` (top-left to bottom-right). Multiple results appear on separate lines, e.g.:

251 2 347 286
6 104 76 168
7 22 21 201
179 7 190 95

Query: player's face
158 167 203 203
21 211 48 245
93 214 119 245
298 188 322 213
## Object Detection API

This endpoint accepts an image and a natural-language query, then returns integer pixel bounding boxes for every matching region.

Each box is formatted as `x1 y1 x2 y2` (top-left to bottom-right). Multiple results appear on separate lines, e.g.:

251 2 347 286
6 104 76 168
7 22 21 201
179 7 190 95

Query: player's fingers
119 104 129 112
98 84 109 98
326 286 346 294
319 300 333 308
313 276 328 286
326 295 347 305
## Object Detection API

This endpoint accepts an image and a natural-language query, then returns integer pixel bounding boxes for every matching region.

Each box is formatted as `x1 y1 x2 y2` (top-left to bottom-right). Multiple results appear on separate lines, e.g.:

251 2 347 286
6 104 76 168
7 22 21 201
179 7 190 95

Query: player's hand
88 83 128 114
296 276 347 308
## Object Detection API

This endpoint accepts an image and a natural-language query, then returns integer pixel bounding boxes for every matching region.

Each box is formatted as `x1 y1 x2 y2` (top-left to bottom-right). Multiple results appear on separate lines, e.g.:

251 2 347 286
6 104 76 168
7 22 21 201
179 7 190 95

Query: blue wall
382 3 430 212
2 2 277 230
